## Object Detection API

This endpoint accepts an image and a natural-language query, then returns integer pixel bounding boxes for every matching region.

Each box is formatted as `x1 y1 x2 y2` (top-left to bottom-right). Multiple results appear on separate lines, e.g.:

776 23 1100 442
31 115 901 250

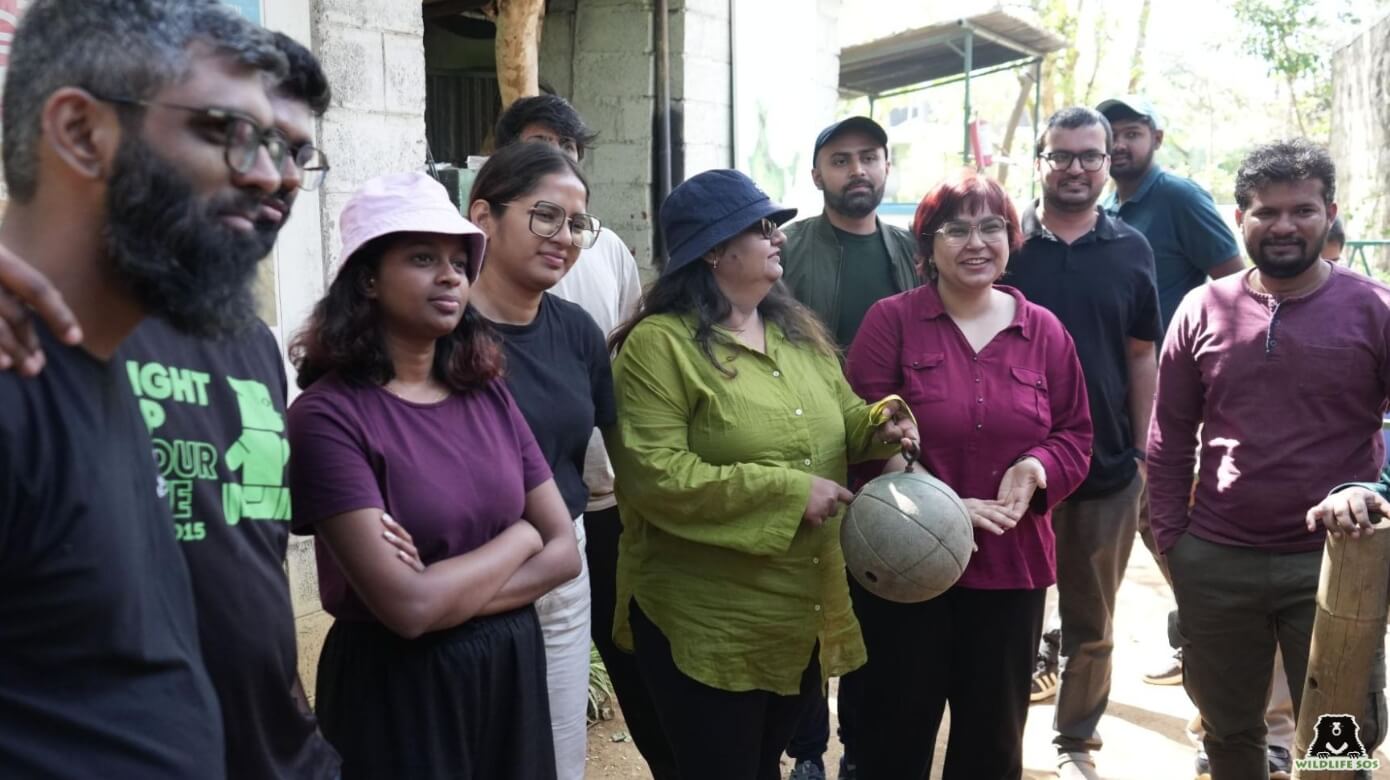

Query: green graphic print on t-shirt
126 360 291 542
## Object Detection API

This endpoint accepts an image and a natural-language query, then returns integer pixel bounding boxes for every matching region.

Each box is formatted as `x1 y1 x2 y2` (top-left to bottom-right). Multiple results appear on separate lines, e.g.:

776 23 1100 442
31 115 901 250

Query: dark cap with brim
660 169 797 277
813 116 888 162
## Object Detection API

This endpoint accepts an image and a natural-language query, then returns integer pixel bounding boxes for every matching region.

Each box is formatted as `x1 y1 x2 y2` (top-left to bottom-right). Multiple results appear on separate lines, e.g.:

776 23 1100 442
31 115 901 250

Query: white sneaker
1057 751 1100 780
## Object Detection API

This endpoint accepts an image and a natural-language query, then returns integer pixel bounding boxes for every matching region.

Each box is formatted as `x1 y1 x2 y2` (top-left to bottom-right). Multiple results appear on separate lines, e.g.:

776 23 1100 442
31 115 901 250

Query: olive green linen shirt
608 312 905 695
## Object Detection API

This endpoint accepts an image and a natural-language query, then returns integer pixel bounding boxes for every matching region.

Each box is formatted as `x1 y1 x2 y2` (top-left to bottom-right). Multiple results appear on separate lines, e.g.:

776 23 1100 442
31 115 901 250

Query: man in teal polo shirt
1097 96 1244 333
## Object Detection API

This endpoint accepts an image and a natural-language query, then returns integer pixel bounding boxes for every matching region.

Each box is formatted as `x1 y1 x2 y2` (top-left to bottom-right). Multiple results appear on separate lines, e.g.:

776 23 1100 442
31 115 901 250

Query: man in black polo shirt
0 2 287 776
1005 107 1161 780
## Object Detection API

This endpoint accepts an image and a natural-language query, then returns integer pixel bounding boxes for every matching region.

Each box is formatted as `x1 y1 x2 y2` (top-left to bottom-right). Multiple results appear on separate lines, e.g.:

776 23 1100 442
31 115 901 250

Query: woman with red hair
844 172 1094 779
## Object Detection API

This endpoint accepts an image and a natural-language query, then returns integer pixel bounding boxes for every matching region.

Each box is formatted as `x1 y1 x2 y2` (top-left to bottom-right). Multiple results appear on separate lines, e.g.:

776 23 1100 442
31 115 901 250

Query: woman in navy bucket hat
604 169 920 779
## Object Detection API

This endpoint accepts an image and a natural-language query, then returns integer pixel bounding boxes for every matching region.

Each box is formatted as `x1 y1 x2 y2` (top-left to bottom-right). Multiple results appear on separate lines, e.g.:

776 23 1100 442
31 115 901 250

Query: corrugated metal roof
840 8 1067 96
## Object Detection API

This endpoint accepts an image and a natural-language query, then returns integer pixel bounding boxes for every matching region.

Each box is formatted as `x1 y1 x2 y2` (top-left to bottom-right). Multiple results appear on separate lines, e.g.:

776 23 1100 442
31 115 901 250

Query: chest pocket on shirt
1010 366 1051 427
1298 344 1369 398
903 352 947 402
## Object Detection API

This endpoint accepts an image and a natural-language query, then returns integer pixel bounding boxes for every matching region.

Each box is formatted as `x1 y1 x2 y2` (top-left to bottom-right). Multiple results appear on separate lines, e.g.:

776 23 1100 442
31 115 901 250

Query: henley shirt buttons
813 604 822 612
977 397 984 403
812 556 820 564
772 370 781 378
803 459 812 466
794 408 803 416
976 423 983 430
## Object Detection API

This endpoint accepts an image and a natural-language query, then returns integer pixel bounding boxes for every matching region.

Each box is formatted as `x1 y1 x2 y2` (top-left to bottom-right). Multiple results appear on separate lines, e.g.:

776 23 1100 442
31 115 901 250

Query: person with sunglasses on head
0 1 287 776
0 31 372 780
606 169 919 780
843 170 1092 780
466 140 616 780
287 171 579 779
1004 107 1162 780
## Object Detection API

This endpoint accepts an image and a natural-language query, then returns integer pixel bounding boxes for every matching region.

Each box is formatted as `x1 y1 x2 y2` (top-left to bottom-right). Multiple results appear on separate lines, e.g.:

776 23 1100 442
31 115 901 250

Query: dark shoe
838 754 858 780
1193 747 1211 780
1143 647 1184 686
1031 629 1061 702
1267 745 1292 780
789 759 826 780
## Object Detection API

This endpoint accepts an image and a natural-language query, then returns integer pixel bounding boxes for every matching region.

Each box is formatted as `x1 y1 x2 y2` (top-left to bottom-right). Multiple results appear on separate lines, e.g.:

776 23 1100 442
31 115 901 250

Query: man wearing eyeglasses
0 19 382 780
0 1 288 777
1004 107 1161 780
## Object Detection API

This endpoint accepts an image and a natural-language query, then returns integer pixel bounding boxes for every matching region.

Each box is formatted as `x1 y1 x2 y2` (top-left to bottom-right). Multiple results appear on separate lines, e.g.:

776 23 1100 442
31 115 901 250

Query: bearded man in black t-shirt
0 3 291 777
0 25 431 780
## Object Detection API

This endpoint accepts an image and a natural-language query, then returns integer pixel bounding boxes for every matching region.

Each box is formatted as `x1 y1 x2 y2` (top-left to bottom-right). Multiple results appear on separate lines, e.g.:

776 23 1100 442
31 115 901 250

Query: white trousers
535 516 591 780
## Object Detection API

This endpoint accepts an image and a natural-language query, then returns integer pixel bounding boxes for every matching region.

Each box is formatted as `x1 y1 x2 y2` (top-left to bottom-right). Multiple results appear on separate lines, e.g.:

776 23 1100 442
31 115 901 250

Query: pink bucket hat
337 172 487 280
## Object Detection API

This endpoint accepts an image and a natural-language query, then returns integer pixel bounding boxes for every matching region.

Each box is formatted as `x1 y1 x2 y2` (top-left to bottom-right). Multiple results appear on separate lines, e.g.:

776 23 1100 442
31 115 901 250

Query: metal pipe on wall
654 0 672 205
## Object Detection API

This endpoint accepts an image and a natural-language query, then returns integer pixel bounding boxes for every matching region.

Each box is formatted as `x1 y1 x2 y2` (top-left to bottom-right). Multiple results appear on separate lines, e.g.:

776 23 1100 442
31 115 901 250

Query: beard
1249 235 1325 280
825 178 885 219
104 136 279 338
1042 175 1099 213
1110 147 1155 182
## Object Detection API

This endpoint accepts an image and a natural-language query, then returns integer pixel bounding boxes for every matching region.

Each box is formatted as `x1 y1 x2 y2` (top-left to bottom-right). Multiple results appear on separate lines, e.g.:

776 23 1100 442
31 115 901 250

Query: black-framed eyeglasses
286 142 330 192
1039 150 1109 172
522 200 601 249
934 217 1010 246
94 95 289 176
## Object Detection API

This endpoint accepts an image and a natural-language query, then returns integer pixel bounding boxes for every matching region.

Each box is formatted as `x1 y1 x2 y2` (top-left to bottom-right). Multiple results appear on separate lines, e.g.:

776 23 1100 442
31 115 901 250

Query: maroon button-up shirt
1148 264 1390 554
846 284 1093 590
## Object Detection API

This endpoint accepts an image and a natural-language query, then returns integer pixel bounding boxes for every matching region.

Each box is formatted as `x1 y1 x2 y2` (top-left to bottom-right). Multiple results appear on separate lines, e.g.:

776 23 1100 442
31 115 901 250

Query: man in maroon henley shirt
1148 139 1390 778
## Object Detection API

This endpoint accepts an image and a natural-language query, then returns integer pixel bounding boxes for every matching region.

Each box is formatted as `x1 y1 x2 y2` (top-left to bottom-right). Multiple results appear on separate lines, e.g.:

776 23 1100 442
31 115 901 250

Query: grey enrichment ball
841 470 974 603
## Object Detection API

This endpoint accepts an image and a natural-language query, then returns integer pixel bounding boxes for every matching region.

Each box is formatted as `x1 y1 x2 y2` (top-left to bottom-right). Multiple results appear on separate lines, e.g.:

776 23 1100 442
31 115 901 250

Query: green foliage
1232 0 1332 138
587 643 615 725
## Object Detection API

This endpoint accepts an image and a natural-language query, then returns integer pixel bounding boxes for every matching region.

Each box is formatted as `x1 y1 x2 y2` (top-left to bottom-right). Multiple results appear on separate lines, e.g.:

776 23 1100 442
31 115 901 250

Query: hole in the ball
864 571 878 583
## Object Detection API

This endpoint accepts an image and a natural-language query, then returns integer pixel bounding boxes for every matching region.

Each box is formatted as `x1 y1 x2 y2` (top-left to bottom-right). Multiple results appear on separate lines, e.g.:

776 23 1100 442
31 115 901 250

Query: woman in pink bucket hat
285 170 580 779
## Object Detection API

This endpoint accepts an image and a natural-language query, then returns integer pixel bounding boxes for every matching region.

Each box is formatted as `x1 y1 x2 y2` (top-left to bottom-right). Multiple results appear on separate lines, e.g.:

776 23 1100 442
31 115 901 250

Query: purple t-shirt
287 374 552 622
1149 264 1390 554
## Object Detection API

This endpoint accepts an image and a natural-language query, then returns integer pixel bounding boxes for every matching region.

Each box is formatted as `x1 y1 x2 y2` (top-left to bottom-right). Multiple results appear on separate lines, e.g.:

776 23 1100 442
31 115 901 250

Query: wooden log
1295 518 1390 779
493 0 545 111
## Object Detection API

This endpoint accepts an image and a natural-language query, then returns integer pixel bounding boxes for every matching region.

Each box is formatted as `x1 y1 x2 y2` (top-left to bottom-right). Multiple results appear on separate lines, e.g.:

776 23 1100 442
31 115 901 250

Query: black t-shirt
0 323 223 778
831 226 899 348
490 293 617 518
1005 204 1162 498
119 318 339 780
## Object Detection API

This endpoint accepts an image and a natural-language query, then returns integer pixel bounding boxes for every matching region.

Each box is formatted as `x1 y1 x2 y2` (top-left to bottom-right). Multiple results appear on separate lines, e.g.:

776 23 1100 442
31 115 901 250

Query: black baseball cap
813 116 888 162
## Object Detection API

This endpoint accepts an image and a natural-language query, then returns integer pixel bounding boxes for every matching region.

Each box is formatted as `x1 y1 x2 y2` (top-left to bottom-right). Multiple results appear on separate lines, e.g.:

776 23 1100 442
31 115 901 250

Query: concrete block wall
542 0 658 270
1331 12 1390 271
313 0 428 276
672 0 732 177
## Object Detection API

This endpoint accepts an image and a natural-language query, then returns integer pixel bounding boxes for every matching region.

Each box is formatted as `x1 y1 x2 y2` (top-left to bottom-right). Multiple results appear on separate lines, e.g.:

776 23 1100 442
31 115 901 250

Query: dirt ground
584 549 1390 779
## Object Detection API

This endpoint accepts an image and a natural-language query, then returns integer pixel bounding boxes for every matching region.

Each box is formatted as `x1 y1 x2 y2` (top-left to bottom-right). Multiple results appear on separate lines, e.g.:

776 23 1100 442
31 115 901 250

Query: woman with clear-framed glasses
465 142 612 780
843 171 1093 780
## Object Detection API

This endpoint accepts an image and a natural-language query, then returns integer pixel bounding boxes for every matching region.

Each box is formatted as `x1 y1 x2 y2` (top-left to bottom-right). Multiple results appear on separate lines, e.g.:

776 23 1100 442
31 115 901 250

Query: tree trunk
1128 0 1152 92
491 0 547 111
1293 520 1390 779
997 71 1035 187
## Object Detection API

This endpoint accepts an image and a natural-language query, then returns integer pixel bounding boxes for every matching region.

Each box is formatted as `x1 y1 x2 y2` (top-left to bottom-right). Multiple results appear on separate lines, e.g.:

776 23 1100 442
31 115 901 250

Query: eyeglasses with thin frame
934 217 1011 246
522 200 601 250
285 142 330 192
749 217 778 240
1039 150 1109 172
94 95 290 176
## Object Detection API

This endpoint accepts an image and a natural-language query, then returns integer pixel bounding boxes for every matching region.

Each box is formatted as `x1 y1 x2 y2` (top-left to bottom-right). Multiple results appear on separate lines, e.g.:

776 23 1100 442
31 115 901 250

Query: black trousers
585 506 679 780
850 580 1046 780
787 658 862 764
630 600 820 780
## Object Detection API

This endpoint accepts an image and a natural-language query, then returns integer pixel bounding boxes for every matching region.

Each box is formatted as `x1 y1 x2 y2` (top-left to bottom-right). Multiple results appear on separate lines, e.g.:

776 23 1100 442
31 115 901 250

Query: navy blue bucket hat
660 169 797 277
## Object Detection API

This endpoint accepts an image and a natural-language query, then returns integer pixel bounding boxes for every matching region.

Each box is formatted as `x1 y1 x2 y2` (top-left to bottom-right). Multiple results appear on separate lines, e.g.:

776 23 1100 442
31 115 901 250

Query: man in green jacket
781 116 918 780
782 117 919 351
